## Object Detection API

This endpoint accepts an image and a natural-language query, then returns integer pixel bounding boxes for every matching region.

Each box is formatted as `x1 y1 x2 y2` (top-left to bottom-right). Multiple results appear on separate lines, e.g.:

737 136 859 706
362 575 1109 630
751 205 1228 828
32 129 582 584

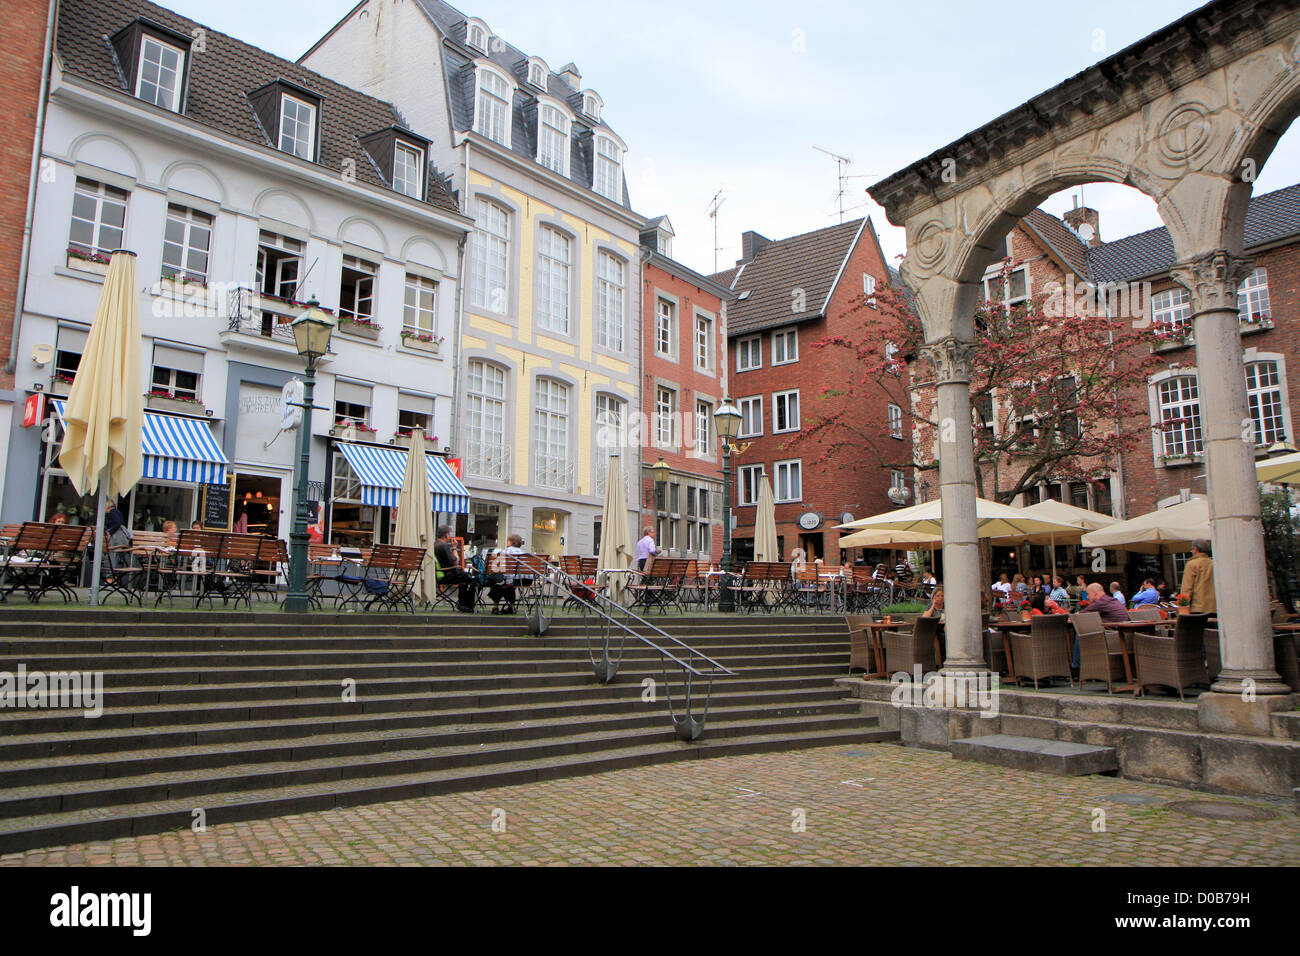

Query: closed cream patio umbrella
393 426 437 608
1079 497 1210 555
598 453 632 604
59 250 144 606
754 476 778 561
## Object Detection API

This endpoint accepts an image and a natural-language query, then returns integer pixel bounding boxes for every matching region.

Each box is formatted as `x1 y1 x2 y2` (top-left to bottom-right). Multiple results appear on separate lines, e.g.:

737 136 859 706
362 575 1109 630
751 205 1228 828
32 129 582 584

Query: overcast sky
159 0 1299 275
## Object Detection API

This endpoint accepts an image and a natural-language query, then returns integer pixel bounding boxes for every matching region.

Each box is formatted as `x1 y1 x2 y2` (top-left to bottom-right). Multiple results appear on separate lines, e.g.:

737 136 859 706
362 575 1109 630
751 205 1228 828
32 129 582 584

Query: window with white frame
279 94 317 160
655 299 674 356
1246 360 1285 446
1238 268 1271 324
775 460 802 503
596 251 625 351
1157 376 1203 458
69 178 127 259
656 386 677 447
772 328 798 365
256 231 303 301
739 465 763 506
863 273 877 306
533 378 571 490
393 142 424 200
695 314 713 370
1151 287 1191 334
150 344 202 402
403 274 438 336
584 93 601 121
537 105 570 175
474 69 512 146
738 396 763 438
470 197 510 313
339 256 377 323
159 204 212 283
465 360 508 479
54 326 87 389
398 393 434 437
535 226 571 334
136 35 185 112
695 400 712 454
528 61 547 88
983 266 1028 307
773 390 800 433
467 23 488 51
737 335 761 372
888 403 903 439
593 136 623 201
334 381 373 427
594 393 626 494
891 469 906 495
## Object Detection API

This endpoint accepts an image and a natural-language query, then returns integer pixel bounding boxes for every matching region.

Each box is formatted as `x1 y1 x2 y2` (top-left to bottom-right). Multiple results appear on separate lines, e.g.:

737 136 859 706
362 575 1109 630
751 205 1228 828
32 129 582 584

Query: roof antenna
706 188 726 274
813 145 852 224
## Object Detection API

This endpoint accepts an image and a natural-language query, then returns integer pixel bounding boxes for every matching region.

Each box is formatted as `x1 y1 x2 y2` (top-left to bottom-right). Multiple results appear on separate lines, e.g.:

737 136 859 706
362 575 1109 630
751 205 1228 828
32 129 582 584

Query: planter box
66 254 109 276
401 335 442 354
1159 454 1203 468
146 395 206 416
159 276 208 298
337 321 381 341
330 423 378 442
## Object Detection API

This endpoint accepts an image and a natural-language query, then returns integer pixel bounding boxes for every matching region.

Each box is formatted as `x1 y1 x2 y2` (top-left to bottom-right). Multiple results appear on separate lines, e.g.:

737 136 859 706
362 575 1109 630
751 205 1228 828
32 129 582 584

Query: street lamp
714 398 742 612
284 298 335 614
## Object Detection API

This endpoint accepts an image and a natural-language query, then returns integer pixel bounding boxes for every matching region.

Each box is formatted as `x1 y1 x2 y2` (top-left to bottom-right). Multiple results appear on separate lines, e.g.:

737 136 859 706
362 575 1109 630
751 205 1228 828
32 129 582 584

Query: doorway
234 474 282 537
531 508 565 557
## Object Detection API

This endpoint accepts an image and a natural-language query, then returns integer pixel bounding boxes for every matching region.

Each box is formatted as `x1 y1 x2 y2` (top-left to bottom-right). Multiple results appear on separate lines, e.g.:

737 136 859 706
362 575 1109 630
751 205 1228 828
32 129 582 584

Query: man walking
635 526 656 572
1181 539 1216 614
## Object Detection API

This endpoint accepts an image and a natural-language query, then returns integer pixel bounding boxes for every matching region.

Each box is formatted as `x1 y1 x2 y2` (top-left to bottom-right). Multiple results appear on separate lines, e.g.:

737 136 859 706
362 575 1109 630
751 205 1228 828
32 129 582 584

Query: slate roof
1022 209 1090 277
1086 183 1300 283
56 0 461 215
710 219 863 335
413 0 632 208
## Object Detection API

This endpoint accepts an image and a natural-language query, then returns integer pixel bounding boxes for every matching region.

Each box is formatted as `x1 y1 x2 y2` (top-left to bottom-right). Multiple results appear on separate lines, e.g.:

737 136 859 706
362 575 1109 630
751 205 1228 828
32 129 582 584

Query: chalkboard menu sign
202 479 234 530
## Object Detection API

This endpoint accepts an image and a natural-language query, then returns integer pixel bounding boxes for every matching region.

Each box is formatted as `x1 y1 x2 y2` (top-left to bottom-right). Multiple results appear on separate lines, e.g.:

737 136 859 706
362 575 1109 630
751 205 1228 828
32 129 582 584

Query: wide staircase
0 609 895 852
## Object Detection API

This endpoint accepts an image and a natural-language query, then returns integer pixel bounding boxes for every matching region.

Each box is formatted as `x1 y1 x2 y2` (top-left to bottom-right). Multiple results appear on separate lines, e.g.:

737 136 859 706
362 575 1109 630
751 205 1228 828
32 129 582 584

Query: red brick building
637 217 732 561
711 218 910 562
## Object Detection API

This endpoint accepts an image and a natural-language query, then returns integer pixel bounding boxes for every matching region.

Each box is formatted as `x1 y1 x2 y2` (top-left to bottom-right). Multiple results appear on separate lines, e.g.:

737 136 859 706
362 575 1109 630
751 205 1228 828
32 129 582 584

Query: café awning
51 399 228 485
335 441 469 513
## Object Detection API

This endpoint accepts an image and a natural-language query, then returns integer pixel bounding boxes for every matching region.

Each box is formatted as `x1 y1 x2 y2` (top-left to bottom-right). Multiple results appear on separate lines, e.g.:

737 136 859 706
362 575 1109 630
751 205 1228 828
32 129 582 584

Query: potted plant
1019 599 1033 621
400 329 444 354
336 314 382 341
66 246 111 275
1176 592 1192 616
52 371 76 393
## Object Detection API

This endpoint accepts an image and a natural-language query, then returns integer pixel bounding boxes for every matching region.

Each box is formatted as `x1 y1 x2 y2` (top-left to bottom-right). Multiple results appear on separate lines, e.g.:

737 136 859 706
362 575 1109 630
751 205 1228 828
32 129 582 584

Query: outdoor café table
819 573 850 613
987 620 1034 683
855 620 900 678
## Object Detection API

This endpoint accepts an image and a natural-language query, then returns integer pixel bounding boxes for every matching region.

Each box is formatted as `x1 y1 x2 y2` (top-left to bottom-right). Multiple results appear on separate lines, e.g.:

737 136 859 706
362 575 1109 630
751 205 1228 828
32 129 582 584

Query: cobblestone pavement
3 745 1298 866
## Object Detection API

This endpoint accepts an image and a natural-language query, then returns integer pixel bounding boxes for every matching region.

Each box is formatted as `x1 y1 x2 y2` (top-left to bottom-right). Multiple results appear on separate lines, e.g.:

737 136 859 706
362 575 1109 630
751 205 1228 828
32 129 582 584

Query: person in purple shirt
1073 583 1128 670
635 527 656 571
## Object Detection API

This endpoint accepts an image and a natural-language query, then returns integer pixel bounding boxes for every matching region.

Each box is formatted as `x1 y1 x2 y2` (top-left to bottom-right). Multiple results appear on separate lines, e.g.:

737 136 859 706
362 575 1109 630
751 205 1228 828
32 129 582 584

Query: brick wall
0 0 50 391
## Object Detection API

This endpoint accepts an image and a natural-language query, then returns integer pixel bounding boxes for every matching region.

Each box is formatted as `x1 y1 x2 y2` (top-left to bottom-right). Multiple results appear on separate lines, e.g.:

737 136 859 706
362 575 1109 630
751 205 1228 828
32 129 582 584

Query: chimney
1064 198 1102 248
558 62 582 90
740 230 771 265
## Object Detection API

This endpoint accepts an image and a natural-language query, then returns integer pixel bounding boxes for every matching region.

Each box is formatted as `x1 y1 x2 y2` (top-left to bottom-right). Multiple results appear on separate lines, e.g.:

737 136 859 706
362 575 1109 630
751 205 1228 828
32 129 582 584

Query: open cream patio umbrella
1004 499 1119 581
836 528 943 548
597 453 632 604
1080 497 1210 555
58 250 144 606
1257 451 1300 485
841 496 1086 540
393 426 437 607
754 476 778 561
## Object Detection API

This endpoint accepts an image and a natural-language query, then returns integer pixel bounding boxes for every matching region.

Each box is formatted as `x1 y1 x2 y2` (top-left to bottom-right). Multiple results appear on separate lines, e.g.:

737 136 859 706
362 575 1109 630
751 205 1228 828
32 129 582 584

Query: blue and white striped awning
50 400 229 485
336 442 470 513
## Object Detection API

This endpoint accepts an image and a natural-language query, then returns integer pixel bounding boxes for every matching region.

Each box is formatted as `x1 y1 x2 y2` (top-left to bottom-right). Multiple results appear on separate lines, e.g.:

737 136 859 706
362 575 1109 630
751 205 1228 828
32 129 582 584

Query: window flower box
159 272 208 297
330 421 378 441
390 430 439 448
400 329 444 354
145 391 206 415
66 247 111 276
1239 312 1272 333
1158 451 1203 468
51 372 76 394
1153 327 1193 351
337 316 381 341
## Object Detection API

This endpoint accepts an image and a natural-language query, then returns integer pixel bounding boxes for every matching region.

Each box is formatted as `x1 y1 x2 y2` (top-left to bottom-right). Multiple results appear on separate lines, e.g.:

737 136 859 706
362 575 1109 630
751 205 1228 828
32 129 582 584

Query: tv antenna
813 146 852 223
706 188 726 273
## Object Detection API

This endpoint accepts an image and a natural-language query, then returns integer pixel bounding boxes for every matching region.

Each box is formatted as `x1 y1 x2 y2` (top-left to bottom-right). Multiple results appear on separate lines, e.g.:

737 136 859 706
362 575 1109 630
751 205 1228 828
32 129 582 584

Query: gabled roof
1087 182 1300 283
711 219 864 336
1021 209 1090 278
56 0 461 215
413 0 632 208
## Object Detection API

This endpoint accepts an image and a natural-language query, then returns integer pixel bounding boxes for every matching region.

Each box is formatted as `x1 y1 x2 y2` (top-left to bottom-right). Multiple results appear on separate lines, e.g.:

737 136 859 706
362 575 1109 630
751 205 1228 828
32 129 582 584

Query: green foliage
1259 483 1298 609
881 602 929 614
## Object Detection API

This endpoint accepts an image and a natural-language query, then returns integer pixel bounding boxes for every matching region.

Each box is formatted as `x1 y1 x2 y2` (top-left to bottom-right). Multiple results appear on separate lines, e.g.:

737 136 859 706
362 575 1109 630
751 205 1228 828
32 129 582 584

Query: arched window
593 135 623 201
537 104 570 175
469 197 510 313
465 360 508 480
473 68 512 146
533 378 571 491
596 250 625 352
1238 267 1270 324
594 393 626 495
1245 360 1284 446
1156 375 1203 458
535 225 571 333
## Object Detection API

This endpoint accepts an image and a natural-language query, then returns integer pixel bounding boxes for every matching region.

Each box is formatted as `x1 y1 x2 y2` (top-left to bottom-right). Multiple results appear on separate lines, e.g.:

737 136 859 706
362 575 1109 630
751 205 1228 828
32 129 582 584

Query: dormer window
393 141 425 199
137 35 185 111
279 94 317 160
537 104 570 176
582 91 602 121
473 67 513 147
527 57 548 90
466 18 490 52
593 135 623 201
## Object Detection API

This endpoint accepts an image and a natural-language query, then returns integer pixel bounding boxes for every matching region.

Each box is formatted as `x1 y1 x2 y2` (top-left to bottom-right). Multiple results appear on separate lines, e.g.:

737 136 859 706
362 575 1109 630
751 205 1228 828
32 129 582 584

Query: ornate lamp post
713 398 742 612
284 299 335 614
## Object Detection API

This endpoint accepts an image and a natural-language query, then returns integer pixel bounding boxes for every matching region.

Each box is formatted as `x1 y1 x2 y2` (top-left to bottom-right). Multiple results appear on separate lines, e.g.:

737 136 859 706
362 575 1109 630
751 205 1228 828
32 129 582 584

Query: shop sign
22 393 43 428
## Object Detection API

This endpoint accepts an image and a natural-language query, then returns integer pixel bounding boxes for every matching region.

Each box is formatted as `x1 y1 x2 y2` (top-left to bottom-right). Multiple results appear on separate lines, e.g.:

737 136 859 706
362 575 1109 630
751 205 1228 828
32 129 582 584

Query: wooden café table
853 619 905 678
1103 619 1168 695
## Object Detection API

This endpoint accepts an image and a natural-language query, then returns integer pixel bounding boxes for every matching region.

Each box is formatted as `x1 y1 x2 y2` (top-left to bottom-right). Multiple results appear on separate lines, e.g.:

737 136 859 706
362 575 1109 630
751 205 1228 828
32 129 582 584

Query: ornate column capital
1169 251 1255 315
920 336 976 385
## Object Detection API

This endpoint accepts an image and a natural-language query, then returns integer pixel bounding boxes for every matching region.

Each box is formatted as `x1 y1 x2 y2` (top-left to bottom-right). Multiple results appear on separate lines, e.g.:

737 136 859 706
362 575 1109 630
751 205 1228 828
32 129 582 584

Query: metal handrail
534 561 736 741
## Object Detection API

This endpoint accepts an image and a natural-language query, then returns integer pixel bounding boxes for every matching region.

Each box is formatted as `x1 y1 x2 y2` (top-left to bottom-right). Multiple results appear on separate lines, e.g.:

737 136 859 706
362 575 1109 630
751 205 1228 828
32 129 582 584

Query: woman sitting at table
923 587 944 621
1026 590 1068 616
1050 575 1071 606
790 548 807 574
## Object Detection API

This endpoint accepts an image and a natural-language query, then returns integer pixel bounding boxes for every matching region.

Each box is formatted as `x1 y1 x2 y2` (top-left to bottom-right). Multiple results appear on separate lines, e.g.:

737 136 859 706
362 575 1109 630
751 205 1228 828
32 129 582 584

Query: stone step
0 726 896 854
0 715 890 821
949 734 1119 776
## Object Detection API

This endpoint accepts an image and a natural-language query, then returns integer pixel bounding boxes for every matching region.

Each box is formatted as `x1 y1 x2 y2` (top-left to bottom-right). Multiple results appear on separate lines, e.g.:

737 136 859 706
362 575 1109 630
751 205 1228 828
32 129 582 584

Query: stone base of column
1198 689 1295 737
1209 667 1291 698
935 667 999 712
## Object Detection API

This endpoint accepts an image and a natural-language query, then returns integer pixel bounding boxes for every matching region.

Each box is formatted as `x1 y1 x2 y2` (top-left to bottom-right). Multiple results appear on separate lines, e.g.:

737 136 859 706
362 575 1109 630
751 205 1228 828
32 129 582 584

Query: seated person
1109 581 1127 607
487 533 527 614
1132 579 1161 606
1026 590 1067 616
923 587 945 621
1072 582 1127 670
434 526 478 613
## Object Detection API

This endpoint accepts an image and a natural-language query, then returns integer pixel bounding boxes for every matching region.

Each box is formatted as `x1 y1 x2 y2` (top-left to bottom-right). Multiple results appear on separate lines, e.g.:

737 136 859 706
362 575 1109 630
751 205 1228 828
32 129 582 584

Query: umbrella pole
90 477 106 607
1050 533 1057 585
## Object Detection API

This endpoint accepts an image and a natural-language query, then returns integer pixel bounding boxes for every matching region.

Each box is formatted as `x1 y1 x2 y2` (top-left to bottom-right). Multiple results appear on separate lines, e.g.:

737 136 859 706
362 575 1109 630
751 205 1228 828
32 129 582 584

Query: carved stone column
1171 251 1290 733
920 336 988 676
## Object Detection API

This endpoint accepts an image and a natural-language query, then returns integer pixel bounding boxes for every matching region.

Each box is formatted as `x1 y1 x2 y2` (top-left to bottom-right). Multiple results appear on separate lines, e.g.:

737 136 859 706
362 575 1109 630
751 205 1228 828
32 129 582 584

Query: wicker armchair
844 615 883 677
983 627 1008 675
1008 614 1074 689
1204 628 1222 682
883 615 941 676
1128 605 1164 622
1134 613 1210 700
1273 633 1299 692
1073 612 1129 693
